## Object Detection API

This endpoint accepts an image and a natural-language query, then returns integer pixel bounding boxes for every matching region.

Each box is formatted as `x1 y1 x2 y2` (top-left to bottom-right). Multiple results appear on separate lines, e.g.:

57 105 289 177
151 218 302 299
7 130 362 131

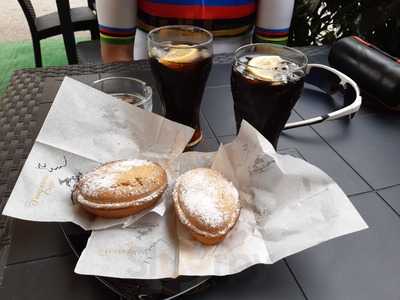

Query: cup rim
148 25 214 49
233 43 308 73
92 76 153 105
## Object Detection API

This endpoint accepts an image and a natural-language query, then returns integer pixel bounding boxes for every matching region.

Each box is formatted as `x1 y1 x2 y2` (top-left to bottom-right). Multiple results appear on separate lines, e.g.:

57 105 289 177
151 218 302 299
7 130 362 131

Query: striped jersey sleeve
254 0 295 45
96 0 137 45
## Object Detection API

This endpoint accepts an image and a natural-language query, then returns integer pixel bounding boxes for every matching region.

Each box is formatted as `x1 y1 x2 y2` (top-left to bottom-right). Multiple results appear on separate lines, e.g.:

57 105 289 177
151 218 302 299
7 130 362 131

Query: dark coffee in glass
231 44 307 149
148 26 213 147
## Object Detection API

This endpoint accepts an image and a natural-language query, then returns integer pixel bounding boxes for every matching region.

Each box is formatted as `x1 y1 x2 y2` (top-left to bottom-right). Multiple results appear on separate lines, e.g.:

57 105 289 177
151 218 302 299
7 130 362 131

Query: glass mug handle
283 64 362 130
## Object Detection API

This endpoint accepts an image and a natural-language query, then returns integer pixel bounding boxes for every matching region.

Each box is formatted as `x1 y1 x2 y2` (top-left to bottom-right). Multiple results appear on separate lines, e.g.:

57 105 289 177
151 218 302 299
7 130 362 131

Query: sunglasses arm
284 64 362 130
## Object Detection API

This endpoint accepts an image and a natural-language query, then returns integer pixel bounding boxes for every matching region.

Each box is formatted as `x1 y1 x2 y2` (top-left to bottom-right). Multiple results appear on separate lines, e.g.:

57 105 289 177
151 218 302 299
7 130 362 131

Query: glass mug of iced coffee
231 43 307 149
148 25 213 147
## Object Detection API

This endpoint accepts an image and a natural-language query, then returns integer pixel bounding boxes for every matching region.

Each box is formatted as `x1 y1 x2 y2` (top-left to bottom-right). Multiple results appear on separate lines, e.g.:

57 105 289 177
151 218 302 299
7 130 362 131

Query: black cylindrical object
329 36 400 110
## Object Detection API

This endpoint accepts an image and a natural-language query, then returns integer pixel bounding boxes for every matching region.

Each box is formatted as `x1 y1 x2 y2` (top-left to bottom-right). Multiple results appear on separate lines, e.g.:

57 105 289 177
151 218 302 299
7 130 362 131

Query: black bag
329 36 400 110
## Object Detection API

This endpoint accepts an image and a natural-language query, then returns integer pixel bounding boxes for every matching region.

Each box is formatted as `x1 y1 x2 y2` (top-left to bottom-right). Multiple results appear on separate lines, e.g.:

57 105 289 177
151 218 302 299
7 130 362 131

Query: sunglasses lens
306 66 358 114
305 66 341 93
343 83 357 119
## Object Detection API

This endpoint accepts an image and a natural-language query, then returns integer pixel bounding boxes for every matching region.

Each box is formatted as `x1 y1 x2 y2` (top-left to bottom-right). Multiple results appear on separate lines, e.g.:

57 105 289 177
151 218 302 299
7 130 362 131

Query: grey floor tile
207 64 231 88
307 111 400 190
1 254 119 300
287 192 400 300
201 86 236 137
182 262 305 300
278 113 371 196
290 78 400 190
200 113 216 138
191 137 220 153
377 185 400 217
7 220 71 265
217 135 236 145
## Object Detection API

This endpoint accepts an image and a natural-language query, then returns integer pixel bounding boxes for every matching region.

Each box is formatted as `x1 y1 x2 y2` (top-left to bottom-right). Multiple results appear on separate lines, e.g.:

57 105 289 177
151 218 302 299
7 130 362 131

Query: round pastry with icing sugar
73 160 167 218
173 168 240 245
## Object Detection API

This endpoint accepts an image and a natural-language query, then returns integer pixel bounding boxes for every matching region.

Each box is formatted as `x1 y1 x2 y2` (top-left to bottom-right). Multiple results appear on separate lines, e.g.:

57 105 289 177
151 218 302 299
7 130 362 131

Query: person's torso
137 0 256 37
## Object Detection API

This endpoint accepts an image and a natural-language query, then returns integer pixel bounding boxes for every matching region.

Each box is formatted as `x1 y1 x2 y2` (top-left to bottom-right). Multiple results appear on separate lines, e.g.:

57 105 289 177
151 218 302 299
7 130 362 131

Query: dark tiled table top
1 48 400 299
377 185 400 217
286 192 400 300
1 255 119 300
6 221 71 265
182 261 306 300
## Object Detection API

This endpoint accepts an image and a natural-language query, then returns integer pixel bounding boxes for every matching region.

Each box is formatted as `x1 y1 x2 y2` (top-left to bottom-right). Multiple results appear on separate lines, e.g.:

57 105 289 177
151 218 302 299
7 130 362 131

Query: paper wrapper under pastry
2 77 194 230
75 121 368 279
329 36 400 110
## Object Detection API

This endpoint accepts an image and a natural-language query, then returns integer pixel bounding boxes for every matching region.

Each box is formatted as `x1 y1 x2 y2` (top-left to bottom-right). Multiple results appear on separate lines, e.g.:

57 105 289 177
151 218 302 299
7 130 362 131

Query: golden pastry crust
173 168 240 245
73 160 167 218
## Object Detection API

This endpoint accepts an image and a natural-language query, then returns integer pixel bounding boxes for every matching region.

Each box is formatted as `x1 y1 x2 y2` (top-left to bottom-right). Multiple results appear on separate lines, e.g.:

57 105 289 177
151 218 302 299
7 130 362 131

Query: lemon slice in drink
247 55 283 81
160 45 200 64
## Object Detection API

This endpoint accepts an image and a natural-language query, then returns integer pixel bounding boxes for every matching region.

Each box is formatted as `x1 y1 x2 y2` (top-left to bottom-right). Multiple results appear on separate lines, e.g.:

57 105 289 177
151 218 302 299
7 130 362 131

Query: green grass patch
0 37 83 96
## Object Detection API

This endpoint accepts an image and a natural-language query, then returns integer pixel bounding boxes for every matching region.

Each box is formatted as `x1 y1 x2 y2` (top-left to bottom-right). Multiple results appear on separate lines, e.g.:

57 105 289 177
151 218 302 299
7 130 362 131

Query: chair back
17 0 37 34
87 0 96 11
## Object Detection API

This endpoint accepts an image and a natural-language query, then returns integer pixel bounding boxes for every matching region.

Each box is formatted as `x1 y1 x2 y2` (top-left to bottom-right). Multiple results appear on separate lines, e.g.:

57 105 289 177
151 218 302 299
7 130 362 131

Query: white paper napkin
75 122 368 278
2 77 194 230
